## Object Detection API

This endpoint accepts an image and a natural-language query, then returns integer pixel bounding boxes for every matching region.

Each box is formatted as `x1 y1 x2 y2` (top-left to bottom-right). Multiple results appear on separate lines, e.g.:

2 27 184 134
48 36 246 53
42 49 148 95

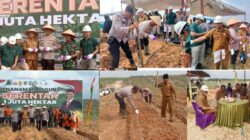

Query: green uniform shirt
0 44 18 67
60 41 80 70
166 12 176 25
184 34 192 54
80 37 98 58
15 44 24 62
190 23 205 47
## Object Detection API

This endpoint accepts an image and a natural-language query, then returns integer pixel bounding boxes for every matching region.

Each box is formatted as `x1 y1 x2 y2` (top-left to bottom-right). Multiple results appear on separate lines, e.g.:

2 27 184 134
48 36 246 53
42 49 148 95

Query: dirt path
99 91 187 140
100 39 183 69
99 93 128 140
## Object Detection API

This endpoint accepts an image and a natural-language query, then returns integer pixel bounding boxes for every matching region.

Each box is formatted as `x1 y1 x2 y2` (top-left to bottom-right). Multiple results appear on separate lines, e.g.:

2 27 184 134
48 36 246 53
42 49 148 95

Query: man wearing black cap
108 5 138 69
156 74 176 122
60 89 82 113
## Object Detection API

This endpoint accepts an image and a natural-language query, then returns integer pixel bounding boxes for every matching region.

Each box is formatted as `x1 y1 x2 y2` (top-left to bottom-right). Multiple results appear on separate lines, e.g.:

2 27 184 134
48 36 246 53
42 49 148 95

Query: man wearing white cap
80 25 99 69
196 85 216 114
0 37 8 47
0 36 18 70
191 16 232 69
190 14 206 69
28 104 35 126
0 103 5 126
137 8 148 23
137 16 161 55
14 33 29 70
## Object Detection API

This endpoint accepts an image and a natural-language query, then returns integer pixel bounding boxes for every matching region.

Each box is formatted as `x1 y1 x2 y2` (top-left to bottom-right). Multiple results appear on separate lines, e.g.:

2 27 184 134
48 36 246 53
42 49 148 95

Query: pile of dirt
100 38 183 68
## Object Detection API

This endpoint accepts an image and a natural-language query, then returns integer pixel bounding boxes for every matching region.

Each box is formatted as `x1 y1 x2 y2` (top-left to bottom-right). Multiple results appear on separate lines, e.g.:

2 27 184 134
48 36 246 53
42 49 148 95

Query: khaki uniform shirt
158 81 176 97
40 34 60 60
204 28 231 52
215 89 226 100
196 93 210 113
23 38 39 60
109 13 132 43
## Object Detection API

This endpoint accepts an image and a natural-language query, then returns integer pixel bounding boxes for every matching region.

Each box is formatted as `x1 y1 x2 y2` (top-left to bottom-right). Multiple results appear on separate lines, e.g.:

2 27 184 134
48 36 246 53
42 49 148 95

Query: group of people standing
0 104 79 133
174 13 249 69
0 24 99 70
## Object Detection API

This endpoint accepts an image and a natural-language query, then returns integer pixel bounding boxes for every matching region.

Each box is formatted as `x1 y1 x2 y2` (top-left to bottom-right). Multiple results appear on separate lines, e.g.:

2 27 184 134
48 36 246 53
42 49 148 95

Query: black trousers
36 120 42 131
42 120 47 129
115 93 126 110
12 122 18 132
140 37 149 49
0 117 4 124
144 94 152 103
17 120 22 130
41 59 55 70
108 37 134 68
30 118 35 124
231 50 239 64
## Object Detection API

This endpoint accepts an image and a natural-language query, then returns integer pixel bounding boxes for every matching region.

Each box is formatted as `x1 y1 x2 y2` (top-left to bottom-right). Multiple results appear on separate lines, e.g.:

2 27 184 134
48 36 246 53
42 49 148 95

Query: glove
44 47 51 52
59 55 66 61
21 58 26 63
148 34 157 40
190 40 194 45
28 48 33 52
39 47 45 51
135 109 139 114
87 54 94 59
65 55 72 60
33 48 38 53
231 49 234 55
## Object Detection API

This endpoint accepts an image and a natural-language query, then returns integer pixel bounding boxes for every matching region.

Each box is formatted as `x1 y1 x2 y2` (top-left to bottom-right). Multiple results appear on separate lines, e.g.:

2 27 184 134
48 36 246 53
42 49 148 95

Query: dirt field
100 33 183 69
99 77 187 140
0 121 99 140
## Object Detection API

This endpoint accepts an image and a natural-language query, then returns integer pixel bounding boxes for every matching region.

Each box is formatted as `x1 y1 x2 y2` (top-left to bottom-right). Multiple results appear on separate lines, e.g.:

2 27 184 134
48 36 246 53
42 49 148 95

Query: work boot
144 46 150 56
120 109 128 118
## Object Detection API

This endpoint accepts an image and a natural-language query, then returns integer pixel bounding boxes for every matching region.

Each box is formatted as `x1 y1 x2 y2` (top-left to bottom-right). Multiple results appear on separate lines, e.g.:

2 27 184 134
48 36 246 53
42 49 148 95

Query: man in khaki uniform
40 24 60 70
232 83 242 98
157 74 176 122
191 16 232 69
196 85 216 114
215 85 227 101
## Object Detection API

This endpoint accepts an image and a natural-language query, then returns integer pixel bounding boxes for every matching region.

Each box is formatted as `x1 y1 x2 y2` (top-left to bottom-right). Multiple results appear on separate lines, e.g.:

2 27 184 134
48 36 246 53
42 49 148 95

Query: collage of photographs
1 0 250 140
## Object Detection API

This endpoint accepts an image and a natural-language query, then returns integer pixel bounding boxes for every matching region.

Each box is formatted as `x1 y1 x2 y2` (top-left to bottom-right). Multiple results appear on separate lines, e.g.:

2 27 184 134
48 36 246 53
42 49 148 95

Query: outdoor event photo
187 70 250 140
0 71 99 140
100 0 190 70
3 0 250 140
0 0 100 70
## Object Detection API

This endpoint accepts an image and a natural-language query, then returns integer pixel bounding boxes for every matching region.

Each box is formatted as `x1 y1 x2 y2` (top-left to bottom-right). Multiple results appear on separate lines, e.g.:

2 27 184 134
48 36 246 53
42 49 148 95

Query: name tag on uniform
214 49 225 64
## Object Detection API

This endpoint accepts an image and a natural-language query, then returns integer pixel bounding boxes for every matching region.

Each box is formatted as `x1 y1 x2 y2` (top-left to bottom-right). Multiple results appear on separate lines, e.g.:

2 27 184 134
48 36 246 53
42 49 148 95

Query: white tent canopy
191 0 245 16
121 0 190 11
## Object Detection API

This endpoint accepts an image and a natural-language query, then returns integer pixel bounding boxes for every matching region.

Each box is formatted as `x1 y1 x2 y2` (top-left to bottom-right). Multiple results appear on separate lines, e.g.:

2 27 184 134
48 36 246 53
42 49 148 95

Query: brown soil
0 122 98 140
100 37 183 69
99 80 187 140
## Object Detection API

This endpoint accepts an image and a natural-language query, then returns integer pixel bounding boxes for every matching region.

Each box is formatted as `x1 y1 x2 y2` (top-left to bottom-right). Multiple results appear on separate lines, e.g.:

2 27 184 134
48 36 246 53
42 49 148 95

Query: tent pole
200 0 204 15
131 0 144 67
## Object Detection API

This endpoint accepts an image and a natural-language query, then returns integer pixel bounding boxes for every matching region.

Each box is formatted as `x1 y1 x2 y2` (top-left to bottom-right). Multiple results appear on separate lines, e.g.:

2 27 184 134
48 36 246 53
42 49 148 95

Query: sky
201 70 249 79
0 71 99 99
221 0 250 22
99 0 250 22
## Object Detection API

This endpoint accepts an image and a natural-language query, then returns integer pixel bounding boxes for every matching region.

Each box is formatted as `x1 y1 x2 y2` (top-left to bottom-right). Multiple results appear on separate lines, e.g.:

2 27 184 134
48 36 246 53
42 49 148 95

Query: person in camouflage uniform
60 29 80 70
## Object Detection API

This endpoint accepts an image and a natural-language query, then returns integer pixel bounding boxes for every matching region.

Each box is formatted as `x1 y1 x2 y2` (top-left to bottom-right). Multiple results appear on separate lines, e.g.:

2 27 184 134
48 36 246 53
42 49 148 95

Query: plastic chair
192 101 216 129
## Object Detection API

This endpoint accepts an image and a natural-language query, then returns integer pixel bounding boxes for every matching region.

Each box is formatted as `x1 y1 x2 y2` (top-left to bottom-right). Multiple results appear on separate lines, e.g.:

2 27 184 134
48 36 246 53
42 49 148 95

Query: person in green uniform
174 21 191 68
80 25 99 69
14 33 29 70
0 36 18 70
60 29 80 70
166 7 177 42
190 14 206 68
